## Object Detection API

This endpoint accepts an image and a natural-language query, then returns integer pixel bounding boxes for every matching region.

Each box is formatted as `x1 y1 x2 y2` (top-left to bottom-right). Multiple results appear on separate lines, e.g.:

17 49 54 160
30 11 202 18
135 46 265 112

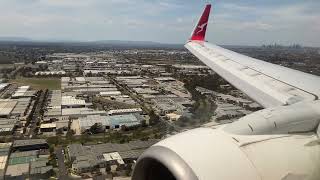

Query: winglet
190 4 211 41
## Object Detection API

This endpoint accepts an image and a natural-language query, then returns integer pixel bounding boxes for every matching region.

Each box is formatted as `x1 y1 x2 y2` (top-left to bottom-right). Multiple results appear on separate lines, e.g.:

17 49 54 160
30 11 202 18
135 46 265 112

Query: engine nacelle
132 128 320 180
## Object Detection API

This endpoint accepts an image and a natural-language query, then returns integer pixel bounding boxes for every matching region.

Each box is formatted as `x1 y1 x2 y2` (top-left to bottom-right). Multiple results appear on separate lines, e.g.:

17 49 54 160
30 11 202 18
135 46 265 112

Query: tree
149 110 159 125
80 133 90 144
47 136 60 146
56 128 64 135
90 123 104 134
66 129 75 140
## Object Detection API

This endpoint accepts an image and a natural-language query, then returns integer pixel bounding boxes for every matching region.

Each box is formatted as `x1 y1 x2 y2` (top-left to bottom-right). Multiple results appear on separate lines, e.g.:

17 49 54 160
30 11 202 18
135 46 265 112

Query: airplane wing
185 4 320 108
132 4 320 180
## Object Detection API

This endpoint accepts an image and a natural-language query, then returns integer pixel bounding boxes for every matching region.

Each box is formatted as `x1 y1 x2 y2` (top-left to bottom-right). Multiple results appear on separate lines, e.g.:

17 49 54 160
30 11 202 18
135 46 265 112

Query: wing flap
185 41 317 108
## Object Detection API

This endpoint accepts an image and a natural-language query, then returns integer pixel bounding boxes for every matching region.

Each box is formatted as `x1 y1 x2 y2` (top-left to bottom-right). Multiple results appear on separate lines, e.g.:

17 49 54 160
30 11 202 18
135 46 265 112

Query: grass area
10 77 61 90
0 63 14 69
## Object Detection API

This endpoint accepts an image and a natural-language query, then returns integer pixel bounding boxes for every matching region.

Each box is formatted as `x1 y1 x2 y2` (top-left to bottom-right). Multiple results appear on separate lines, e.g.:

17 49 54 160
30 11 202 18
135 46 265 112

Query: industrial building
72 114 142 134
67 140 158 174
172 64 212 75
152 98 182 115
61 96 90 109
0 84 9 92
10 98 32 117
11 86 36 99
0 118 17 136
12 139 49 152
0 101 17 118
44 90 62 119
215 102 249 121
61 77 117 94
62 108 107 118
40 123 56 133
0 143 11 180
103 95 137 105
29 159 54 179
5 148 52 180
35 70 66 76
3 139 51 180
99 91 122 97
107 108 143 115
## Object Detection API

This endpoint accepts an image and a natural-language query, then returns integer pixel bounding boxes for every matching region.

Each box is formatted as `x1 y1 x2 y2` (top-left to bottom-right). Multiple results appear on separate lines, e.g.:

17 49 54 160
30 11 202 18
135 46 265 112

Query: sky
0 0 319 46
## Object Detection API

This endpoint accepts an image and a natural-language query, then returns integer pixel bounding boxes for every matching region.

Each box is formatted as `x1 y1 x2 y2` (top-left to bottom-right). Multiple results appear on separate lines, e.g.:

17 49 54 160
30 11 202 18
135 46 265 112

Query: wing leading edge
185 4 320 108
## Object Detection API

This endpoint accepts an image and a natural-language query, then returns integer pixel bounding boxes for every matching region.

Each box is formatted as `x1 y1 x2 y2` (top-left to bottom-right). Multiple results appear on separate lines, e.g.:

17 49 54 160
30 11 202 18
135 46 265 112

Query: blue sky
0 0 319 46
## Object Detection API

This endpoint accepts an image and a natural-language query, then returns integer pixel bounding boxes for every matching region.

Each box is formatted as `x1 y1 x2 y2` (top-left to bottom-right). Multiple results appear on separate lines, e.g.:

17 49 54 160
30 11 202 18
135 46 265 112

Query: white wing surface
186 5 320 108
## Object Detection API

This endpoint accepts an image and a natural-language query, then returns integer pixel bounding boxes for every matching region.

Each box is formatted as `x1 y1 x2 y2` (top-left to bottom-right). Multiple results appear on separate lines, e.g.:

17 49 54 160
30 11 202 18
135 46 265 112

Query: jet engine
132 102 320 180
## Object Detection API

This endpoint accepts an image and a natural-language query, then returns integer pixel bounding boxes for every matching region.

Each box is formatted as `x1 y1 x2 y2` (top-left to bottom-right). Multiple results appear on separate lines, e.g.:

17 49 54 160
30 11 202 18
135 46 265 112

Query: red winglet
190 4 211 41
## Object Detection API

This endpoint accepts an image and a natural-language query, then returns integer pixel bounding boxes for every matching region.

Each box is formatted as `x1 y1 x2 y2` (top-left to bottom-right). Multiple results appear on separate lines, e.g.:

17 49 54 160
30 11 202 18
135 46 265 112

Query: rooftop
107 108 142 115
0 101 17 116
13 139 47 148
62 108 106 116
12 86 30 98
107 114 141 127
103 152 124 164
40 123 56 129
0 83 8 92
62 96 86 106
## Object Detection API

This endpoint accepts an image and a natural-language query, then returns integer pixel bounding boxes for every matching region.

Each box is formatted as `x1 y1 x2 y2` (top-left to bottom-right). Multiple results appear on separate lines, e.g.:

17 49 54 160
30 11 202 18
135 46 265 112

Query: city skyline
0 0 319 46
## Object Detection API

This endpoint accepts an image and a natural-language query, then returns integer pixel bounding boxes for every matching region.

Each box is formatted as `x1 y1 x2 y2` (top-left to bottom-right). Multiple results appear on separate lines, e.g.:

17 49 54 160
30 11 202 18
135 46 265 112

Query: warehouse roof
118 149 144 159
74 88 118 93
11 86 30 98
75 77 86 82
154 77 176 82
0 143 11 172
0 101 17 116
5 163 29 177
78 115 110 129
0 156 8 171
10 150 38 158
107 114 141 127
100 91 122 96
13 139 47 148
30 159 52 175
61 77 70 82
107 108 142 115
62 108 106 116
40 123 56 129
62 96 86 106
103 152 124 164
0 83 8 92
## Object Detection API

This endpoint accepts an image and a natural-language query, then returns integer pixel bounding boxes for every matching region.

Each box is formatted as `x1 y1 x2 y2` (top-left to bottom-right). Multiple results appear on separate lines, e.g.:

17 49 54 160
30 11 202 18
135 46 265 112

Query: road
25 89 48 137
55 147 69 180
109 76 183 134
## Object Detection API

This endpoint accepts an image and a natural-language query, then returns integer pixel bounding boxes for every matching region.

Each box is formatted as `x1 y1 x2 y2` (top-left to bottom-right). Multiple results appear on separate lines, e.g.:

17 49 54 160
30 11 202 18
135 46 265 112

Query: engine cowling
132 128 320 180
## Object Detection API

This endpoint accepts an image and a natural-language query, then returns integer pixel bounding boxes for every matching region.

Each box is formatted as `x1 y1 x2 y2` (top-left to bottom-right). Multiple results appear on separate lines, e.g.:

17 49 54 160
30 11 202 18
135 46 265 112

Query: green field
10 78 61 90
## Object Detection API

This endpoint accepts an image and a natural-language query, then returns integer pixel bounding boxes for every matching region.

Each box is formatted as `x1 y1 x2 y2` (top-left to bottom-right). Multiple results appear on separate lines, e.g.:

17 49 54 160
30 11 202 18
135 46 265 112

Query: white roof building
107 108 143 115
0 84 8 92
100 91 122 96
75 77 86 82
12 86 30 98
40 123 56 129
103 152 124 165
61 96 86 107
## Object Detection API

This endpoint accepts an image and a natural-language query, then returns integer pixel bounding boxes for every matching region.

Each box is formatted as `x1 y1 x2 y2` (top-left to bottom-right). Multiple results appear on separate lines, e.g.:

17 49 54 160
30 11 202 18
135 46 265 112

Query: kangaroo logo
196 22 207 34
